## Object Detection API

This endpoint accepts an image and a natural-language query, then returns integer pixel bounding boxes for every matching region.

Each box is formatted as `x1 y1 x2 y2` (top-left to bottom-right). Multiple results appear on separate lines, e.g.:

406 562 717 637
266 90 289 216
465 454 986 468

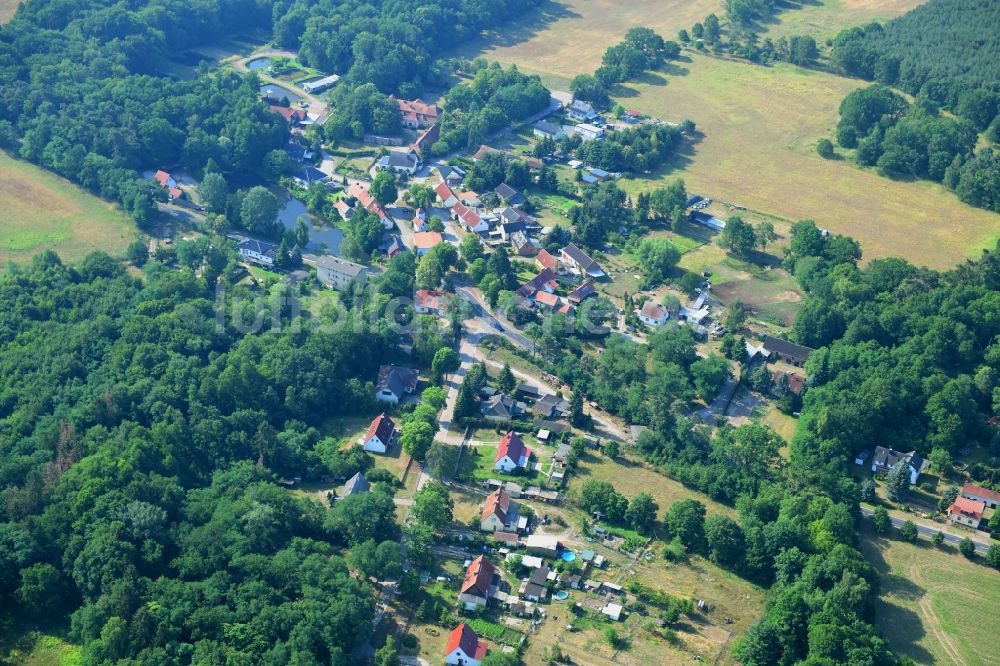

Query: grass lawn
860 525 1000 665
0 632 82 666
612 54 1000 268
568 450 739 520
0 151 135 266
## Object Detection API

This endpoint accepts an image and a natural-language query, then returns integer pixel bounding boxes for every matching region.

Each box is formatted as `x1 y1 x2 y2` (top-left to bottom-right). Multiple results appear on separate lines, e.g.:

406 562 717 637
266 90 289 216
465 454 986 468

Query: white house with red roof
458 555 497 609
436 180 458 208
360 413 396 453
639 301 669 327
962 482 1000 509
452 202 488 233
414 289 448 315
269 105 309 125
495 431 531 473
346 182 393 229
154 170 176 189
948 496 986 530
535 249 558 272
444 623 488 666
480 489 512 532
413 231 443 256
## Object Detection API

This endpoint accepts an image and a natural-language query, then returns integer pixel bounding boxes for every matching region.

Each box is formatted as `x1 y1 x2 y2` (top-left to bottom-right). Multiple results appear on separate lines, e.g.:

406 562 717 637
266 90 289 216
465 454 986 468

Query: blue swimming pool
561 551 576 562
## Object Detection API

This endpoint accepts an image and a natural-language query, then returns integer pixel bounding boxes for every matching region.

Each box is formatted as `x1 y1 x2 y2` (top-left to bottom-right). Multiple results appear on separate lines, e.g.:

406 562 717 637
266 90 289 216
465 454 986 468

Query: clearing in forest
0 151 135 266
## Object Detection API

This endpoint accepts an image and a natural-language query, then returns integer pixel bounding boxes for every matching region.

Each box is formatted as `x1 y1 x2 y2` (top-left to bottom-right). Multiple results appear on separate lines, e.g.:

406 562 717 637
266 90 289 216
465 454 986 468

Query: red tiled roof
455 204 482 230
640 302 667 320
556 303 575 315
413 123 440 151
397 98 439 123
567 280 595 304
168 187 183 200
364 413 395 444
415 289 446 311
536 249 557 271
771 371 805 396
435 180 455 203
534 291 559 308
471 145 501 161
414 231 443 249
269 105 307 123
482 489 510 524
963 482 1000 503
154 170 172 188
445 623 482 659
460 555 496 597
497 431 528 465
949 496 985 521
346 182 389 220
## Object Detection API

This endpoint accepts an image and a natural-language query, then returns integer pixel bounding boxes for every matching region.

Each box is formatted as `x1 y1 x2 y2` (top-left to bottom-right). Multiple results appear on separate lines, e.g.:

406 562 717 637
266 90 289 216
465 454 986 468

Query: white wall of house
376 389 399 404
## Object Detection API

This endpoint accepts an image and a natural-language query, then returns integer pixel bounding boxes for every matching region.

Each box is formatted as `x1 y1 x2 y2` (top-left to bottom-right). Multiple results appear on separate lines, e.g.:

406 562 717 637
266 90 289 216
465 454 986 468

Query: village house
238 239 278 266
532 120 565 140
762 335 814 367
459 555 497 610
602 602 623 621
772 371 806 396
457 190 483 207
375 365 419 404
510 231 537 257
477 392 523 420
480 489 516 532
639 301 669 327
345 182 394 228
396 98 439 128
333 199 355 221
412 123 439 154
453 203 487 233
495 431 531 473
436 181 459 208
341 471 369 497
414 289 450 316
413 231 443 256
871 447 925 485
570 123 605 141
375 149 420 176
520 565 550 602
532 290 560 310
567 280 596 304
559 243 605 277
269 105 309 126
948 496 986 530
315 255 367 291
471 144 502 161
962 482 1000 509
531 394 570 420
500 206 535 228
154 170 177 189
438 165 466 188
444 623 488 666
359 413 395 454
567 99 598 122
535 249 558 272
517 268 559 298
495 183 525 206
412 208 427 232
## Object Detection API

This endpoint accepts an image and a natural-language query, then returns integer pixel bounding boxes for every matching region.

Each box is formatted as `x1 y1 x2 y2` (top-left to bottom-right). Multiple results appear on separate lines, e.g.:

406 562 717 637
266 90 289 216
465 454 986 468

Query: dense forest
0 249 422 663
827 0 1000 211
0 0 535 225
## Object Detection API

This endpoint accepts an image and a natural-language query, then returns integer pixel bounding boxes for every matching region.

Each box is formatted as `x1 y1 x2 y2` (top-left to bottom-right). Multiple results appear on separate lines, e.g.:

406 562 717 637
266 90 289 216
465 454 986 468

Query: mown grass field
860 527 1000 666
0 151 135 266
0 633 82 666
614 54 1000 268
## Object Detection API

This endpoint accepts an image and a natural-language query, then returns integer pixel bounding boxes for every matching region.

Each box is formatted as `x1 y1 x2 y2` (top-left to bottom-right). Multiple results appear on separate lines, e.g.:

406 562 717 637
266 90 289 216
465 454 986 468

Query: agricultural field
452 0 722 88
613 54 1000 268
761 0 923 41
0 0 19 24
860 527 1000 666
0 151 135 266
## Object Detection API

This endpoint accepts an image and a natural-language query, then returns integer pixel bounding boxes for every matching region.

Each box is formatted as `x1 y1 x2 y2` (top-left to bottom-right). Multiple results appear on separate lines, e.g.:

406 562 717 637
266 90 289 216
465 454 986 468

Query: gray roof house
375 150 420 175
481 393 527 421
871 447 926 485
343 471 370 496
376 365 419 403
495 183 525 206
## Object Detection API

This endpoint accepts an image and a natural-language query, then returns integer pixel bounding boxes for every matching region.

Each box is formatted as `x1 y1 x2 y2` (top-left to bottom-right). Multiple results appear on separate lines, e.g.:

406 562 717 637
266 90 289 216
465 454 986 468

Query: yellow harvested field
452 0 723 86
0 0 19 24
614 54 1000 268
0 151 135 265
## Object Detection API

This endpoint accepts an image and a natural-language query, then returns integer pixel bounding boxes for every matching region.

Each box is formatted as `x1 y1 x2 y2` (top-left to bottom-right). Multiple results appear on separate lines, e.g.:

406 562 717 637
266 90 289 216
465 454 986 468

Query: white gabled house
360 413 395 453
